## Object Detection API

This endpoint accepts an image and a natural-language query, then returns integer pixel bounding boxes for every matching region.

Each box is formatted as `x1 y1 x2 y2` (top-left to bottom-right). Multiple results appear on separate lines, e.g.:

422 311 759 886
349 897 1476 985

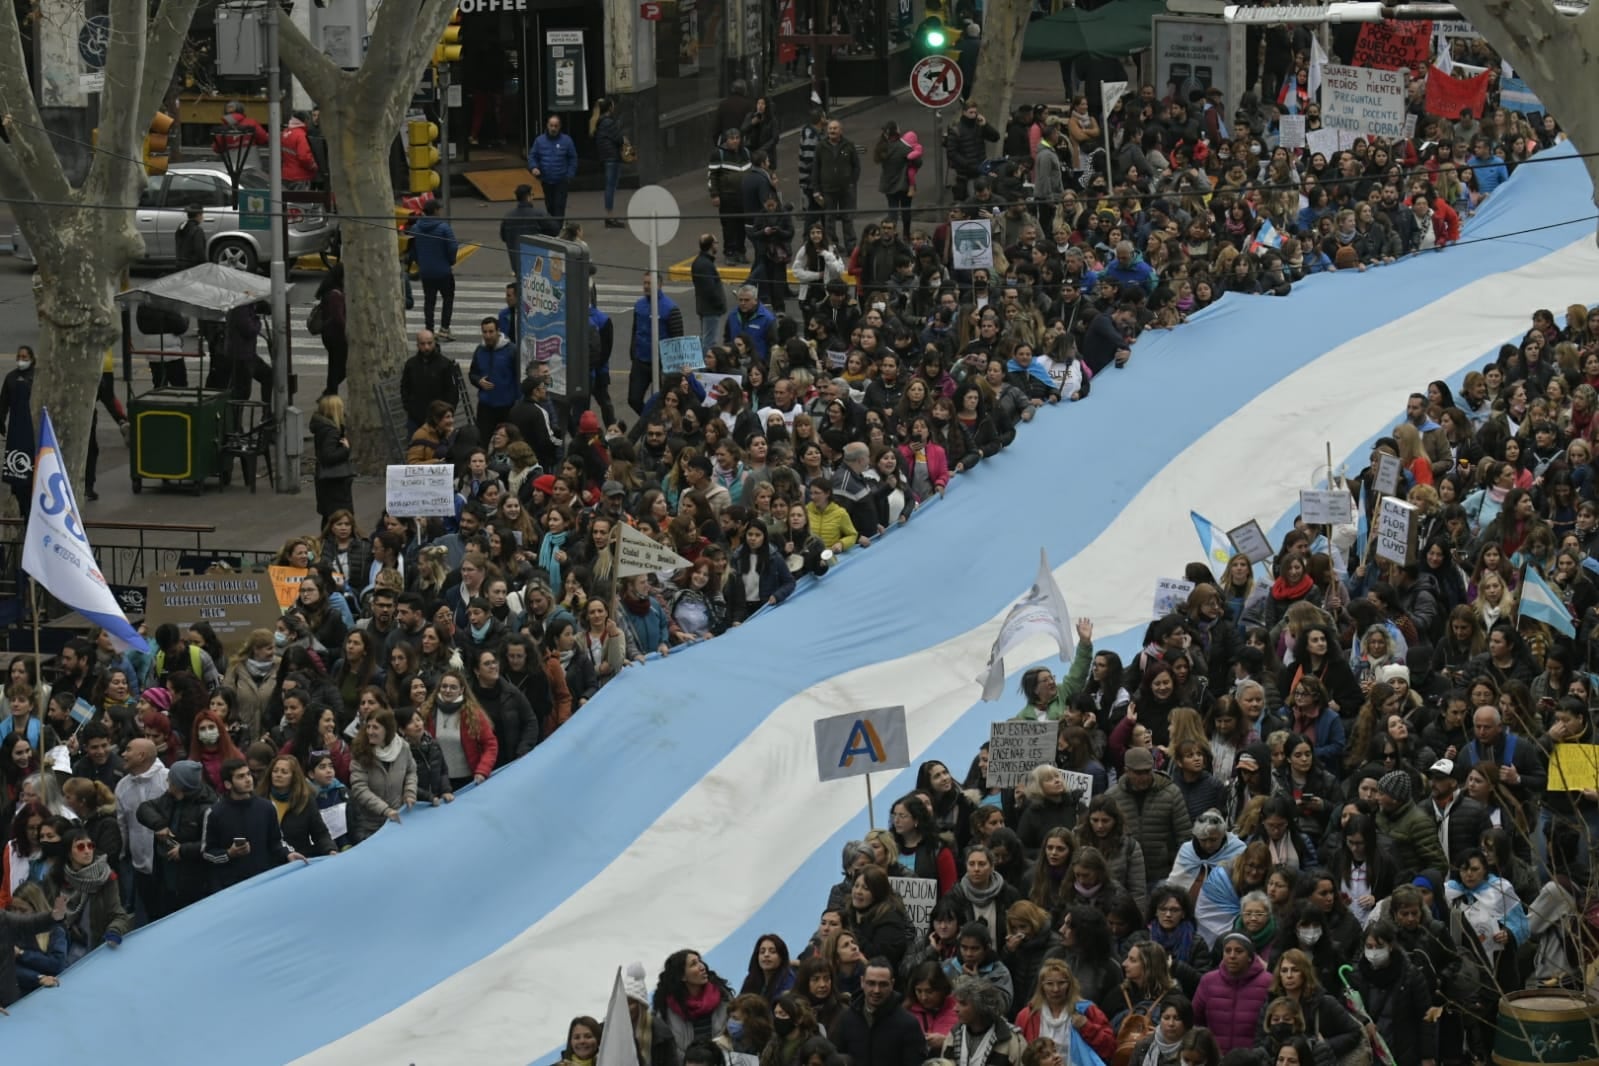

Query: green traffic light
925 25 946 46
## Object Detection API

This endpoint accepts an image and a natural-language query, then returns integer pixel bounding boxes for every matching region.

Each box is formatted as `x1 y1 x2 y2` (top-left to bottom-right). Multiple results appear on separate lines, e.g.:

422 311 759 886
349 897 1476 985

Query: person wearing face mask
1255 948 1363 1063
1346 920 1435 1066
0 345 37 516
186 708 244 791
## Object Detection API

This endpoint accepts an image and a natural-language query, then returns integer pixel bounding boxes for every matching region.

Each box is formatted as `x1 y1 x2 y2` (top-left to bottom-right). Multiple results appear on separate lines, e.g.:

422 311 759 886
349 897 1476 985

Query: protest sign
659 336 704 374
1374 452 1403 497
890 876 940 937
988 720 1055 787
1228 520 1273 564
1550 744 1599 792
1300 489 1354 526
1433 19 1479 39
1375 497 1418 565
814 706 910 783
616 521 695 577
268 565 310 610
1305 127 1339 161
145 569 283 646
385 464 455 517
1352 19 1432 69
951 217 994 270
1278 114 1306 149
1062 769 1094 810
1154 577 1195 618
1425 68 1490 120
1320 65 1407 139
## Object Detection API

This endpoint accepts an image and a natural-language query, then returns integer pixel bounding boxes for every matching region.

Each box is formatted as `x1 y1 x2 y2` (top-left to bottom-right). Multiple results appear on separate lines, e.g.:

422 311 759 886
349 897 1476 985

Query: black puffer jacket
470 677 537 767
945 115 999 178
136 781 221 908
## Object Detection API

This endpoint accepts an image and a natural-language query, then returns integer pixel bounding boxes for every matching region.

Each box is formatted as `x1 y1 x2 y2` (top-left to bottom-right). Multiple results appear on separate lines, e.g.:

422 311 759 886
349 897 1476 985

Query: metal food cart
115 264 276 495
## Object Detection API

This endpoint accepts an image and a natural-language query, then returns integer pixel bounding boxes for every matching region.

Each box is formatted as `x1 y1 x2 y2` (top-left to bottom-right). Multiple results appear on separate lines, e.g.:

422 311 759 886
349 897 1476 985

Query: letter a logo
838 719 886 768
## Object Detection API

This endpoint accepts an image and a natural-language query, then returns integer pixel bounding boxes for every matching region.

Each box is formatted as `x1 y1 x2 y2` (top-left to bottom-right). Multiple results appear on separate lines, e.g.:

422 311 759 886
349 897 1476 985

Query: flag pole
1099 82 1113 182
864 772 875 829
29 575 44 711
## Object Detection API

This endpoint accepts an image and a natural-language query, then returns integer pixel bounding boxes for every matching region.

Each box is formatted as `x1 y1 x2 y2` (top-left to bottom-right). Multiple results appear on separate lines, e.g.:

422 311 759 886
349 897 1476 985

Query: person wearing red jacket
1013 958 1116 1061
211 101 268 159
281 114 320 188
1398 188 1461 252
420 669 499 789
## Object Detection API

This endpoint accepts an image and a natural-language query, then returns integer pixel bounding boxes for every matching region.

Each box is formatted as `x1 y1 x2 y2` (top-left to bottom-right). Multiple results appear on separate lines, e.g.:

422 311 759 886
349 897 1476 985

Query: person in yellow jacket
804 478 859 555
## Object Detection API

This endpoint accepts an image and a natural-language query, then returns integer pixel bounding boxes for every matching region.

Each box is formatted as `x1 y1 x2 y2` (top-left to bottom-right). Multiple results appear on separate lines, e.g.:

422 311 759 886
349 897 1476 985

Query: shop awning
1022 0 1166 60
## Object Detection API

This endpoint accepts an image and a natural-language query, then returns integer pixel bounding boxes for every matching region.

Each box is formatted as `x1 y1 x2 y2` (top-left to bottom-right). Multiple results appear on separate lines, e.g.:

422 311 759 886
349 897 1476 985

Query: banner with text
1321 65 1407 139
988 720 1056 787
617 521 695 577
385 465 455 517
145 569 285 646
1352 19 1431 70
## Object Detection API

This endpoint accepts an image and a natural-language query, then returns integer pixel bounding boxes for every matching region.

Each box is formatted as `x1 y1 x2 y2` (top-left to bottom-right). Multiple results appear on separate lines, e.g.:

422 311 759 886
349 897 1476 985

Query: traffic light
433 9 463 65
407 119 442 193
917 17 947 50
143 111 175 175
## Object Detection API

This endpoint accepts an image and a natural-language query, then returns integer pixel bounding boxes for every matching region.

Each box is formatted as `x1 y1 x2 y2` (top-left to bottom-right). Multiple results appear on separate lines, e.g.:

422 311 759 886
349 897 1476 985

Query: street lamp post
264 0 293 493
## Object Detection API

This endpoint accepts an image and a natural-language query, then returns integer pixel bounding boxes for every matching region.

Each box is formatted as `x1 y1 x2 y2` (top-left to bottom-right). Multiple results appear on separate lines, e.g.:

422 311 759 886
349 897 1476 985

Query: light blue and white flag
20 409 148 652
1500 76 1543 115
977 549 1074 702
1519 564 1575 638
1192 511 1236 580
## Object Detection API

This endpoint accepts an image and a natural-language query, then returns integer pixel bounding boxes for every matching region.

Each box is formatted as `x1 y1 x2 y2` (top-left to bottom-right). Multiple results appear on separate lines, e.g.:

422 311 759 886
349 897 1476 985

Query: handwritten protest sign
1352 19 1432 70
385 465 454 517
1375 497 1418 566
988 720 1055 787
1321 65 1407 139
890 877 940 937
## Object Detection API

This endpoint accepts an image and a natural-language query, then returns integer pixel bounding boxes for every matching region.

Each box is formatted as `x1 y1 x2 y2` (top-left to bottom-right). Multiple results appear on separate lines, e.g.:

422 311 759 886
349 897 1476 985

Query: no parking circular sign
909 55 963 109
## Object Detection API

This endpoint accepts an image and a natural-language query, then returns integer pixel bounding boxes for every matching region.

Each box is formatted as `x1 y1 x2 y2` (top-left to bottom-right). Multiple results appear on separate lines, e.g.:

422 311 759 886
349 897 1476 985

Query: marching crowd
0 25 1584 1066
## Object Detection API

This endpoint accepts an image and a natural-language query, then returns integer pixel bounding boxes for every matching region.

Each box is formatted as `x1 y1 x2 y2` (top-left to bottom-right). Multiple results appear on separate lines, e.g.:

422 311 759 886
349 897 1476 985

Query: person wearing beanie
1192 929 1271 1053
135 758 220 915
621 960 678 1066
1376 766 1447 880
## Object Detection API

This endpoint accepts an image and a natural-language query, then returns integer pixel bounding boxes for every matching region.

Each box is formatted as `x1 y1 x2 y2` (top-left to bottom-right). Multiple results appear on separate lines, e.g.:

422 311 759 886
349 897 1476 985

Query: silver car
12 161 337 273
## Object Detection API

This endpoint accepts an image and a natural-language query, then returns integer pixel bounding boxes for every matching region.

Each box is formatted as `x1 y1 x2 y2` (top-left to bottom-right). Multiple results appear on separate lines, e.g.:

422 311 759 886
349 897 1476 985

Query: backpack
306 299 326 335
1111 991 1153 1066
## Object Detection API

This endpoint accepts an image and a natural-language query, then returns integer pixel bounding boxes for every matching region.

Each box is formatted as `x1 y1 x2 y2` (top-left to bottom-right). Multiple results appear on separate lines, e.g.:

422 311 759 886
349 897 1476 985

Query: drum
1493 989 1599 1066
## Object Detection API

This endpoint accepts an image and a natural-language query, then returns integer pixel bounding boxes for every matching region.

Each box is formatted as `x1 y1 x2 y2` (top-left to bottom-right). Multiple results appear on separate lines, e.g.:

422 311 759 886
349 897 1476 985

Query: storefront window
656 0 732 116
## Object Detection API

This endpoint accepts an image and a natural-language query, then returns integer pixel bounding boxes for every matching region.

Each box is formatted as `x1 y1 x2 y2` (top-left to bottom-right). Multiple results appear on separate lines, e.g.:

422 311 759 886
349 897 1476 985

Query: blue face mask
726 1020 744 1040
274 631 288 648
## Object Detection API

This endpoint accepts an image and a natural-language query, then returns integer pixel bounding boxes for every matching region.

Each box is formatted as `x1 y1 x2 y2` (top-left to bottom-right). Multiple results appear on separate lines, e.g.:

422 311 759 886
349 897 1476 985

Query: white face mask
16 360 32 372
1296 926 1323 946
1364 946 1390 967
197 727 220 744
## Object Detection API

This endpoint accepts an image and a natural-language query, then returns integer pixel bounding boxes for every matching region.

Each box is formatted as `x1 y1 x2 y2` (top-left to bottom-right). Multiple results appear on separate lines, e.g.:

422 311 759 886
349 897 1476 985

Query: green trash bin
128 387 229 493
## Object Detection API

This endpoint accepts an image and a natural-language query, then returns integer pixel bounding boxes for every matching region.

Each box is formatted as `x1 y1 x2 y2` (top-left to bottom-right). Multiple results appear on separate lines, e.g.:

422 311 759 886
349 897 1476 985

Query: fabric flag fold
1433 23 1454 75
594 967 636 1066
976 548 1074 702
1519 565 1576 638
1101 80 1128 116
1191 511 1236 580
20 409 147 652
1309 36 1328 101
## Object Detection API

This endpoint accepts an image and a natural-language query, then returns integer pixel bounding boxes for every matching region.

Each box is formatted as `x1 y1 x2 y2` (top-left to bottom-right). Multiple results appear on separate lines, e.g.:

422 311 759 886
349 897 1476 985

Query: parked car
11 161 337 273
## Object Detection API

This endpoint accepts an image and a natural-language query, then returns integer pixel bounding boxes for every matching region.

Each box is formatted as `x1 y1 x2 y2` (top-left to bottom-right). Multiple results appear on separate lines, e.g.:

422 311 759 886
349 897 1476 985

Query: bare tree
1448 0 1599 235
968 0 1030 138
0 0 201 491
276 0 459 472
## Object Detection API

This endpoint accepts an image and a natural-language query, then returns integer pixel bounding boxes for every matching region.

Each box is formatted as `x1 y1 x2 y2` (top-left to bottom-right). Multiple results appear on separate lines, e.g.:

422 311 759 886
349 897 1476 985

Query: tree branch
276 14 346 107
0 6 71 204
0 143 57 261
85 0 150 206
140 0 203 125
363 0 457 117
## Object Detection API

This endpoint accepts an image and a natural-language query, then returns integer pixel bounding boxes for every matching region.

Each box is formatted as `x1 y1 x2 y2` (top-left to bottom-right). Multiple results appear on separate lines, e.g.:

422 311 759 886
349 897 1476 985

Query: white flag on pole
1101 80 1129 115
976 549 1074 702
594 967 637 1066
616 521 695 578
1309 36 1328 101
21 409 147 652
1433 23 1454 75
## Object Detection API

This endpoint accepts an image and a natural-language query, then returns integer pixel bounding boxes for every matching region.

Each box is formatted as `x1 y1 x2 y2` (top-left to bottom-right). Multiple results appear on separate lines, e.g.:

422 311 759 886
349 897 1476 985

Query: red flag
777 0 797 64
1424 68 1491 120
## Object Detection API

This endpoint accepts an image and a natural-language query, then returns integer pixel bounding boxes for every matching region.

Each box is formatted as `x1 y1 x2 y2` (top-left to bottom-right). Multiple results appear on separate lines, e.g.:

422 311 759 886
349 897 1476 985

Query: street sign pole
931 108 944 207
910 56 962 206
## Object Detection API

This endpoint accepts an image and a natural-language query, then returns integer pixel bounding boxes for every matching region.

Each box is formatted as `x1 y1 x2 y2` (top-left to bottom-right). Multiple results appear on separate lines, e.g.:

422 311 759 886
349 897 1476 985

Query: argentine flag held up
1192 511 1236 579
20 409 148 652
1520 564 1576 638
977 549 1074 702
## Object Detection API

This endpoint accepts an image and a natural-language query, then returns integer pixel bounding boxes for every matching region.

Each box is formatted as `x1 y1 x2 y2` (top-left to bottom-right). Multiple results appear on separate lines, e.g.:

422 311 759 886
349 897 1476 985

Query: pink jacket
1192 956 1272 1053
902 132 924 188
897 441 950 496
908 994 956 1037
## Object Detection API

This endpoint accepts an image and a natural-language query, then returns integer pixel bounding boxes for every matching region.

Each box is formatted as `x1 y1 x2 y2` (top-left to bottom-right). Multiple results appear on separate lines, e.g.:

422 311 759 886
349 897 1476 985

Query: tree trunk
27 212 143 492
969 0 1030 136
1447 0 1599 238
324 107 407 473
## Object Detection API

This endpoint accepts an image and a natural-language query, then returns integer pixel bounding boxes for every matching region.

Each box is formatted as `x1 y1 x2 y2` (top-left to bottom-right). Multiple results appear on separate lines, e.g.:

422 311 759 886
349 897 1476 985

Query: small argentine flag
1519 564 1576 638
1192 511 1236 579
1250 219 1285 255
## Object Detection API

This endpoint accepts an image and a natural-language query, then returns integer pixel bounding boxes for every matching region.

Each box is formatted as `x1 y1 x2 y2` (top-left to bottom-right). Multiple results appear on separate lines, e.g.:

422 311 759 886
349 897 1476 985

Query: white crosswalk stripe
285 279 689 366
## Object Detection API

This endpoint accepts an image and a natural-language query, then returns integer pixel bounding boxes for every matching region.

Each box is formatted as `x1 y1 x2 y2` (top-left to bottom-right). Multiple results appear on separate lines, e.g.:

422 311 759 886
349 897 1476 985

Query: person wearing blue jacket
618 575 672 658
723 284 778 366
1099 240 1159 293
1466 137 1510 197
629 273 685 414
410 200 459 340
469 316 518 429
527 115 579 222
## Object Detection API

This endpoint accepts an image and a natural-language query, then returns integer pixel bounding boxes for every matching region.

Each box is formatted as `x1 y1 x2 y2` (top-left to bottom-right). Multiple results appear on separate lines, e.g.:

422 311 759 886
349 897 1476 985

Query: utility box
215 4 267 76
129 388 230 493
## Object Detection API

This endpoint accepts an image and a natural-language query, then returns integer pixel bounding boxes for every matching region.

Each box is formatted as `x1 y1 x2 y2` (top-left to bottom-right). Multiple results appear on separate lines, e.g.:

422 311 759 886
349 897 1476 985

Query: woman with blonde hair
1392 423 1433 487
1472 569 1517 629
1262 948 1364 1061
224 628 279 740
862 828 909 876
309 393 355 522
1013 957 1117 1060
259 755 335 857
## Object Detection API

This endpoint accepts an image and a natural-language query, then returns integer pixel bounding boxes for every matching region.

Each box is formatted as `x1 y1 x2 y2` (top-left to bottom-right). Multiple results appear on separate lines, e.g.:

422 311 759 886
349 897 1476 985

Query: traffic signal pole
266 0 294 493
439 65 452 214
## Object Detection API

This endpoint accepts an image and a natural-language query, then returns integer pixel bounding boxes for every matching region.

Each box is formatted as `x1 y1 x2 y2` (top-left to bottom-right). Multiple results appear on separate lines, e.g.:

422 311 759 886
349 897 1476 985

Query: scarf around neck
670 981 723 1020
65 854 113 918
1271 573 1314 601
960 870 1007 904
1148 917 1195 962
538 530 569 589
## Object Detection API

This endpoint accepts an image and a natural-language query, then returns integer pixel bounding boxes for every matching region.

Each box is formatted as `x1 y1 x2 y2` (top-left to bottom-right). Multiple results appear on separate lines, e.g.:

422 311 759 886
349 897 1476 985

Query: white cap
623 961 649 1005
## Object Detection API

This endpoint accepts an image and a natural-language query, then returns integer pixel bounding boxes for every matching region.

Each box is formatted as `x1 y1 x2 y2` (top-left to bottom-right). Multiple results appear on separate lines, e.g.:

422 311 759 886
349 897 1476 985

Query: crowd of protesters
0 23 1586 1066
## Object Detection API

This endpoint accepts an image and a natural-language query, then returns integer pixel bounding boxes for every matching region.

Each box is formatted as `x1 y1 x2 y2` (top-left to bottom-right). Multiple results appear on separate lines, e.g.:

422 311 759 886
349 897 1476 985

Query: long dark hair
741 933 794 999
653 949 733 1016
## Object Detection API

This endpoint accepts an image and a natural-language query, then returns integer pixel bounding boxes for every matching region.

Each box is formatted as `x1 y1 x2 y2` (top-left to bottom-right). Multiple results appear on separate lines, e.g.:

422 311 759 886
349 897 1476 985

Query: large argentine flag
20 409 147 652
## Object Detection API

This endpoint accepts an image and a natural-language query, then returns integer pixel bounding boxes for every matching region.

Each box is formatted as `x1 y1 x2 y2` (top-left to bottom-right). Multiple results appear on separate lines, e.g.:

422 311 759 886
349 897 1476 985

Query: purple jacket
1192 955 1272 1053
